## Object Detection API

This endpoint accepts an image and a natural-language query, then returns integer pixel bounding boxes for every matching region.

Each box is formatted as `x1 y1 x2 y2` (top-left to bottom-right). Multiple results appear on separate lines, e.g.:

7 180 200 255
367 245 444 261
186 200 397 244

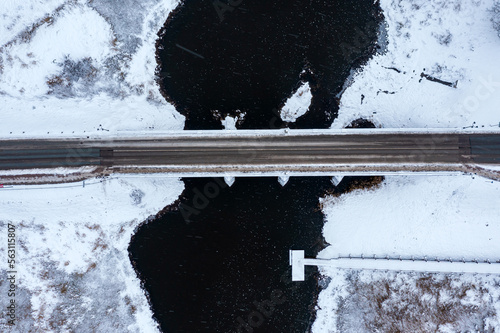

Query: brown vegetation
326 176 385 199
337 272 497 332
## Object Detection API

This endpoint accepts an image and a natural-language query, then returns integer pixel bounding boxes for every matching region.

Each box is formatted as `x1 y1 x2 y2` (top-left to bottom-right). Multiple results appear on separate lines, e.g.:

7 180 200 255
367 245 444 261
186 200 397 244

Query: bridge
289 250 500 281
1 129 499 184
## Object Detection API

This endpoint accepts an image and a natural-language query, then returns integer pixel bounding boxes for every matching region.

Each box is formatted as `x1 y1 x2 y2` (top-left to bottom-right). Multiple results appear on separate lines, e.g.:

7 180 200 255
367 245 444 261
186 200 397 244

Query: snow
0 166 97 176
0 94 184 137
314 175 500 331
301 257 500 275
278 175 290 186
330 176 343 187
0 175 184 331
221 115 238 130
4 126 499 141
333 0 500 130
279 82 312 123
1 5 115 98
0 0 185 331
314 1 500 331
320 175 500 261
0 0 66 47
313 269 500 333
219 111 246 130
0 0 184 138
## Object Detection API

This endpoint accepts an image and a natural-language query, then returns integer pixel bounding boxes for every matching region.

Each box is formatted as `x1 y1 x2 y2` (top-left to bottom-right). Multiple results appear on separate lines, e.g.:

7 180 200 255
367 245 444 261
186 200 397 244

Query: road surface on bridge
0 132 499 177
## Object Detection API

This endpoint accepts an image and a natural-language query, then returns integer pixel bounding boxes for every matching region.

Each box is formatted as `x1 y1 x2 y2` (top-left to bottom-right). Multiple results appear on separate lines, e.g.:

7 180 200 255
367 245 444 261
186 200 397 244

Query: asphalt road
0 133 499 172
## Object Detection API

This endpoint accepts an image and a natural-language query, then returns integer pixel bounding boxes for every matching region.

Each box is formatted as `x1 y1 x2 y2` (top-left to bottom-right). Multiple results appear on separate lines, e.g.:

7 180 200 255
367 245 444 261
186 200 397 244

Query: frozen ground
314 175 500 332
0 0 184 138
314 269 500 332
320 175 500 262
0 175 184 332
0 0 186 332
333 0 500 130
314 1 500 332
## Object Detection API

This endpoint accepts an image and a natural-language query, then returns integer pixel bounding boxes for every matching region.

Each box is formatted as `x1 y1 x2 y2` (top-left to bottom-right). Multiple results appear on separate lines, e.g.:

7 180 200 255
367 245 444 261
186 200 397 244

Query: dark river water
130 177 333 332
129 0 384 332
155 0 383 130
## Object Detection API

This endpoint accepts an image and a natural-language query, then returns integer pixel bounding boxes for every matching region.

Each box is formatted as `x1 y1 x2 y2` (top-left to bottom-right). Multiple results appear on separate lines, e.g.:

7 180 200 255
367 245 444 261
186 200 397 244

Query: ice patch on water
280 82 312 123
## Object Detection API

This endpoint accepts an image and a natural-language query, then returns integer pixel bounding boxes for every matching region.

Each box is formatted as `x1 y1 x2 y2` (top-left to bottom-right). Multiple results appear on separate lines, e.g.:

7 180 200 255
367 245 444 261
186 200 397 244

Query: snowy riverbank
0 175 183 331
1 0 184 331
0 0 184 138
315 1 500 332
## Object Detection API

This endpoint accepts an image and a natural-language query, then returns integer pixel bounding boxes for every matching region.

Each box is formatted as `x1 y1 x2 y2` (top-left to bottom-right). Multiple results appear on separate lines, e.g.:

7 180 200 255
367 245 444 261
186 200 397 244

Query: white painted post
290 250 305 282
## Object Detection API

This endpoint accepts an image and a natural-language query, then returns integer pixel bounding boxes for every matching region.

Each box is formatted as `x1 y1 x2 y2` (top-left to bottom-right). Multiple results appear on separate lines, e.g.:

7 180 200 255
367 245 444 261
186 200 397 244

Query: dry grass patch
336 271 498 332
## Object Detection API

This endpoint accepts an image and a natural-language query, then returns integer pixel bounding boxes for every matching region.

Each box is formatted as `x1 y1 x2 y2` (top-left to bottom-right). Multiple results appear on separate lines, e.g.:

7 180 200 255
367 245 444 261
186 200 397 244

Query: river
129 0 383 332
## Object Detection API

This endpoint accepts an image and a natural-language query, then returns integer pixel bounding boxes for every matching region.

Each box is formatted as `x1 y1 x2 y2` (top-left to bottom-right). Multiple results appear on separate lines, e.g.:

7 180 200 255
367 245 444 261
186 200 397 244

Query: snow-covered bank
0 0 184 138
334 0 500 130
315 175 500 332
0 1 187 330
313 269 500 332
0 94 184 138
314 1 500 332
320 175 500 261
0 175 184 331
0 0 190 330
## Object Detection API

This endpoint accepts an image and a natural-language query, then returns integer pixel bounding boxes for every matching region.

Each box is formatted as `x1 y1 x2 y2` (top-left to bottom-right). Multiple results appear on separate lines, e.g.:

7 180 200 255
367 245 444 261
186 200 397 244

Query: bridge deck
0 133 499 172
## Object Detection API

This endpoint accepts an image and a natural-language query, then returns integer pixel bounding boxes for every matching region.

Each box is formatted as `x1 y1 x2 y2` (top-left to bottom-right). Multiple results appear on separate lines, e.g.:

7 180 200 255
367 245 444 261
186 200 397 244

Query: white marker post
290 250 305 281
